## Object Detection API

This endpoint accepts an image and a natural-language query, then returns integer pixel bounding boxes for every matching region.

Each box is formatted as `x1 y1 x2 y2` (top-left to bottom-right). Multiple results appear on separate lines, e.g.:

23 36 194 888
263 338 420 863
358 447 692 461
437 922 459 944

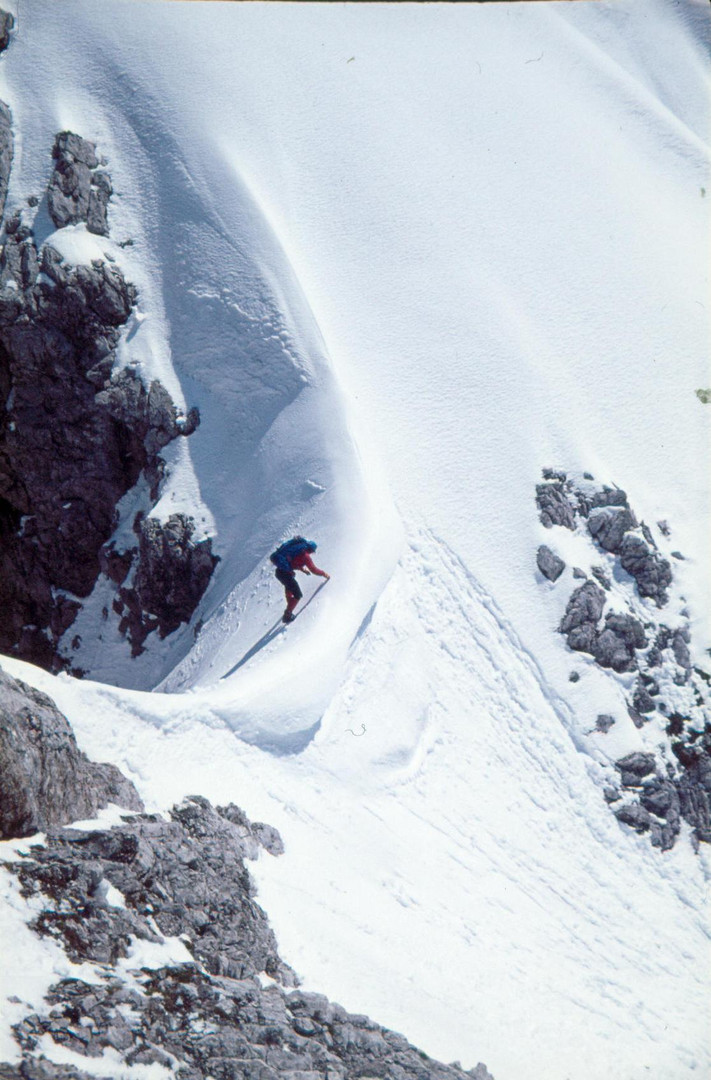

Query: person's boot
282 610 296 624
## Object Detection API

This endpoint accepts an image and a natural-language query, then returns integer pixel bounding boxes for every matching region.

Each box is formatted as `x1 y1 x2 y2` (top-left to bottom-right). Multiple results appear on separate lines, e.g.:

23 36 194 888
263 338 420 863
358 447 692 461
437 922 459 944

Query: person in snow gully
270 537 330 623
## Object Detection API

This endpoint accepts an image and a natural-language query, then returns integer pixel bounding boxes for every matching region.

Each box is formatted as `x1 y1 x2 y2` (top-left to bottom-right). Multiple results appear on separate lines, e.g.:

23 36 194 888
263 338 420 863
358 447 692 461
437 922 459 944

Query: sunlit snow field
0 1 710 1078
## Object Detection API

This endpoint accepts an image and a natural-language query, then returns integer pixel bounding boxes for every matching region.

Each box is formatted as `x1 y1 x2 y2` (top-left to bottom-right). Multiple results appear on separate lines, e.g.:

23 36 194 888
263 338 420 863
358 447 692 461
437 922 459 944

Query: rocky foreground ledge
0 668 494 1080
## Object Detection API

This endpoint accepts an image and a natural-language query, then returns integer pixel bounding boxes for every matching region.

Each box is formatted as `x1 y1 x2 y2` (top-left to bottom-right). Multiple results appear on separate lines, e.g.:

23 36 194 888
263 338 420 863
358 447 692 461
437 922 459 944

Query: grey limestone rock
560 581 608 658
576 485 629 518
605 612 646 649
47 132 112 237
86 171 112 236
640 521 657 549
95 370 192 462
468 1065 496 1080
115 513 218 656
0 99 12 223
12 795 290 982
615 752 656 785
677 774 711 844
0 253 142 665
619 534 672 606
560 580 605 634
535 473 710 853
672 626 691 670
596 714 615 733
0 9 14 53
614 802 651 832
4 791 492 1080
0 666 142 839
536 480 576 529
0 1063 96 1080
671 731 711 844
587 505 637 553
536 544 565 582
590 628 629 672
250 820 285 857
650 820 681 852
567 623 598 654
640 778 679 820
646 625 671 668
590 487 629 510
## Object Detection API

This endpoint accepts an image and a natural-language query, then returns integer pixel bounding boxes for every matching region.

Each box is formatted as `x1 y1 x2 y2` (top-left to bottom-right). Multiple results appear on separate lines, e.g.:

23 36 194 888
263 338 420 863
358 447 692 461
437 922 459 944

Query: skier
270 537 330 623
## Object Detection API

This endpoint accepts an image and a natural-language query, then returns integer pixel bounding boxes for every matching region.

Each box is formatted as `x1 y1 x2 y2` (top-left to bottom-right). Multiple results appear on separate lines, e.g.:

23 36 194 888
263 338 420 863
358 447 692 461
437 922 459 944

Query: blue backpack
270 536 313 572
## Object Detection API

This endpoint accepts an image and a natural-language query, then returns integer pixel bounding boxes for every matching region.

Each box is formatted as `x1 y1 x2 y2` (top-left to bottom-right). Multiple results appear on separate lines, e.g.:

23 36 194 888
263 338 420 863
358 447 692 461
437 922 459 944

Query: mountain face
0 3 708 1079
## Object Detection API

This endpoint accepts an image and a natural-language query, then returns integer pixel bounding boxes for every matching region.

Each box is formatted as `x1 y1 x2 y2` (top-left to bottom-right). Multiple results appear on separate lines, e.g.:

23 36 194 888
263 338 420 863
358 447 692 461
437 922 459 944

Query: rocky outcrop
587 505 637 553
0 99 11 221
0 1061 96 1080
559 580 606 657
0 11 13 224
611 730 711 852
618 534 672 606
536 469 711 852
615 751 656 786
536 478 576 529
115 513 219 656
0 126 216 673
0 686 494 1077
14 796 291 982
0 666 142 839
4 792 494 1080
613 802 652 833
47 132 112 236
0 245 147 665
591 613 646 673
537 473 672 607
536 544 565 582
0 9 13 53
548 475 676 681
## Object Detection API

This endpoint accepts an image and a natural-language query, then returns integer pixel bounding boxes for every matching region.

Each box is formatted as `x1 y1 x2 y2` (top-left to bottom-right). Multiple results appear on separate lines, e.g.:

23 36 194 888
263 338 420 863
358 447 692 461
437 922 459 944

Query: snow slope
1 2 710 1079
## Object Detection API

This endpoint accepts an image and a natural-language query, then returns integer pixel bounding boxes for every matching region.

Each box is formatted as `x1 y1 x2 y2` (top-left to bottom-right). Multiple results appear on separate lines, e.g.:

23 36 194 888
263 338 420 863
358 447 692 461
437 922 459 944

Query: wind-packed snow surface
1 2 710 1079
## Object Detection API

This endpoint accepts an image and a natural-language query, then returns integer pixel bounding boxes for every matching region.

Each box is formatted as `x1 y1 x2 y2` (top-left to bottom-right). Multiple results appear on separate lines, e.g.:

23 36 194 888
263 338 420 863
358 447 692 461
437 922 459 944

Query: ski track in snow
4 526 709 1080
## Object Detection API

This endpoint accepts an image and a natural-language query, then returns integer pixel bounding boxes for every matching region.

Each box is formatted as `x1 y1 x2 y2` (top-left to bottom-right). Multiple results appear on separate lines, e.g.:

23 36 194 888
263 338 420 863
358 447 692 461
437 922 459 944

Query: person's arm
302 553 330 579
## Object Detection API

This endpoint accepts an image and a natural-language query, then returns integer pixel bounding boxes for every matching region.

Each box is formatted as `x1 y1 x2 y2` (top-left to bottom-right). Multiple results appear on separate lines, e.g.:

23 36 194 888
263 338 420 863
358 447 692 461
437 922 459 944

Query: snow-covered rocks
535 469 711 852
3 776 494 1080
47 132 112 237
0 9 12 54
535 479 576 530
0 99 11 220
587 505 637 553
114 513 218 657
0 114 217 674
618 533 673 606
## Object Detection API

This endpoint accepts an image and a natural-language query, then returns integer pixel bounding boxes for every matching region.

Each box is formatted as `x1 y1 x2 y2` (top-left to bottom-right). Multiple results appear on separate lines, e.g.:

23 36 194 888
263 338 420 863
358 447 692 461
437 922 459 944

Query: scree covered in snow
0 1 710 1079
